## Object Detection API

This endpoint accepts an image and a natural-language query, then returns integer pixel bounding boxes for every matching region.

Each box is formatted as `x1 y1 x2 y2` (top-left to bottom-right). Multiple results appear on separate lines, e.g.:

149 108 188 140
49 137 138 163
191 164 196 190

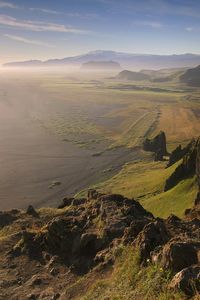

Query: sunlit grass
82 246 183 300
87 159 197 218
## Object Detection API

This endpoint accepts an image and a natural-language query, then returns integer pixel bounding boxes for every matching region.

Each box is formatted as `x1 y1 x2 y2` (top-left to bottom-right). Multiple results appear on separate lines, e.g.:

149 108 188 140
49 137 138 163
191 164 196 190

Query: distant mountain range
3 50 200 70
81 60 121 70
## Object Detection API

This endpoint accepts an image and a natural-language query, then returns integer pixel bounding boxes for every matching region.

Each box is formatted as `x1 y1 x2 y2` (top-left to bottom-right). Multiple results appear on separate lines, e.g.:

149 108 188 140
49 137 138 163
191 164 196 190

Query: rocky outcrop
135 219 169 263
26 205 38 217
184 138 200 219
57 197 74 209
169 265 200 296
0 209 20 228
143 131 168 161
2 187 200 298
161 241 200 273
166 140 194 168
196 138 200 205
14 192 153 274
165 139 197 191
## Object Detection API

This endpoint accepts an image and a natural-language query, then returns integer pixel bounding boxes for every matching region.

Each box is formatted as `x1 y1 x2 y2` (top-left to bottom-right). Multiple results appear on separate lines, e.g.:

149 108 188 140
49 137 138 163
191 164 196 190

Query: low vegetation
82 247 183 300
81 158 197 218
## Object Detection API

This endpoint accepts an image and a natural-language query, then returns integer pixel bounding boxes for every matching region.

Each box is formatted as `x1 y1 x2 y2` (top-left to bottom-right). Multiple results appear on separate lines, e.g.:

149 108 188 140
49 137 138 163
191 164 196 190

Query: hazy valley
1 61 200 299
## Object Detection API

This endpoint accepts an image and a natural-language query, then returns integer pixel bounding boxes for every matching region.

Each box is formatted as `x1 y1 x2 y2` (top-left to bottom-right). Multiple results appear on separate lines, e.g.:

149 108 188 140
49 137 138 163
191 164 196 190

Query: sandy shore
0 72 140 210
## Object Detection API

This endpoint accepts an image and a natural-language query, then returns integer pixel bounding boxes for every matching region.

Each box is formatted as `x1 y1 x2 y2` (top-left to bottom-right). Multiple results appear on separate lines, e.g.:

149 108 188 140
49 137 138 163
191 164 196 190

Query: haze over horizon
1 0 200 65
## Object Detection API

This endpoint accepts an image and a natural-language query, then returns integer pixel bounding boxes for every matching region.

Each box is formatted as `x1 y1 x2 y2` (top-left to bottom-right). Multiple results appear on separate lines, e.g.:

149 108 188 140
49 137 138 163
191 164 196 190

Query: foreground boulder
135 219 169 262
161 241 200 272
169 265 200 296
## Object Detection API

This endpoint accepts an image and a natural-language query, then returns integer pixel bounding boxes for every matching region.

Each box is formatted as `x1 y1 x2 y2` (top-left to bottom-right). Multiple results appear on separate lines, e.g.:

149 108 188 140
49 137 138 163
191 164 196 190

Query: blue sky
0 0 200 63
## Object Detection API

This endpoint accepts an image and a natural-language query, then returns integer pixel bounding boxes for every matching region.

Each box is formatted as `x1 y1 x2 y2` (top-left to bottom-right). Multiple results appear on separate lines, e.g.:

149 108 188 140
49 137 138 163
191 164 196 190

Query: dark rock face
57 197 74 209
123 219 150 244
165 139 197 191
167 140 195 168
12 230 42 258
143 131 168 161
87 189 102 200
0 211 18 228
26 205 38 217
166 141 193 168
196 138 200 202
169 265 200 296
135 219 169 263
167 145 183 167
161 241 200 272
185 138 200 219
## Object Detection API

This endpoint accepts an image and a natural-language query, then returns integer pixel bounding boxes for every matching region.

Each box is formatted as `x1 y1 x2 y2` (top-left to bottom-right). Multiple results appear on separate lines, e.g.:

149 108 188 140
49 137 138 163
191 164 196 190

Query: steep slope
82 136 199 218
180 65 200 87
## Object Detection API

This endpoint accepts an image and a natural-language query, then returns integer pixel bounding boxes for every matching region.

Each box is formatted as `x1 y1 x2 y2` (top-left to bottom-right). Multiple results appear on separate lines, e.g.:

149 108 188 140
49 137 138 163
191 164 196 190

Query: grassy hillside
82 246 184 300
80 158 198 218
141 177 197 218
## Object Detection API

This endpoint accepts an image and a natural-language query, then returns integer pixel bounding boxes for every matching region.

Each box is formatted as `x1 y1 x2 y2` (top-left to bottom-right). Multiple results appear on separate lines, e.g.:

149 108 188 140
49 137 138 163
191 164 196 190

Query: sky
0 0 200 64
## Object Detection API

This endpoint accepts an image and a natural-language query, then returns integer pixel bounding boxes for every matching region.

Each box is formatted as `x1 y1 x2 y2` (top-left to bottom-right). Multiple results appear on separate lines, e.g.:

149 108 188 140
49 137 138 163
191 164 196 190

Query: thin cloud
4 34 55 48
29 8 62 15
0 1 17 8
185 26 200 32
133 20 163 28
29 7 100 19
0 15 91 34
186 27 194 32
